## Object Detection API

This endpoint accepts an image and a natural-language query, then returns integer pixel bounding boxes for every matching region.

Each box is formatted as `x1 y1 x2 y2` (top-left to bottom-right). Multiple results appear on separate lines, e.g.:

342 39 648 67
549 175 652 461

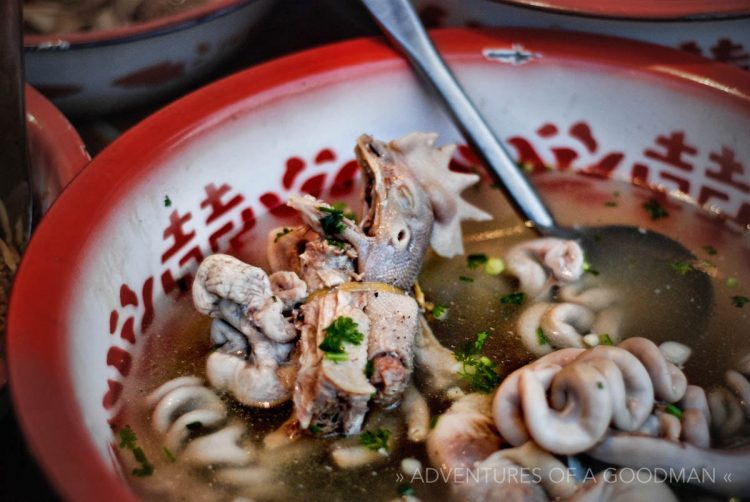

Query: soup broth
118 171 750 501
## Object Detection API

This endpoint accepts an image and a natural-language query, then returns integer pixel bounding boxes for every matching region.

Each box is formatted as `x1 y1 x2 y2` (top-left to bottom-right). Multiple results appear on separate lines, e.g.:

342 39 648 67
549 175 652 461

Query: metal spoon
360 0 712 339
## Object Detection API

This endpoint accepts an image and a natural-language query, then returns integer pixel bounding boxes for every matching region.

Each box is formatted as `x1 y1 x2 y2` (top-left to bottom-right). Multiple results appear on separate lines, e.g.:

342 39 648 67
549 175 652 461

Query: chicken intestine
492 337 687 454
145 377 271 486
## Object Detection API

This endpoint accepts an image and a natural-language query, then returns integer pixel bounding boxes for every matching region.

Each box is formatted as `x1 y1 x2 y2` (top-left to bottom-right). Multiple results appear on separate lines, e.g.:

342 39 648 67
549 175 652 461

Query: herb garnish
429 414 440 429
163 195 172 208
331 201 356 221
597 381 605 389
671 261 692 275
485 257 506 276
643 198 669 220
500 292 526 305
459 275 474 283
599 334 614 346
274 227 293 243
604 191 620 208
118 426 154 477
318 316 364 361
664 403 683 419
163 447 177 463
536 328 549 346
727 277 739 289
703 245 718 256
455 331 490 357
432 304 448 320
308 424 322 434
582 260 600 276
360 428 391 452
398 484 416 497
467 254 488 269
319 205 350 248
731 295 749 308
455 331 500 393
364 360 374 379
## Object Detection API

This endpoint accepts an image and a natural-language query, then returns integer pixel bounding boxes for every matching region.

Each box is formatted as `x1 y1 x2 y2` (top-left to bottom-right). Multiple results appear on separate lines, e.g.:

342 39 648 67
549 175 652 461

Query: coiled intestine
492 337 688 454
707 353 750 443
145 376 267 486
505 238 584 300
506 238 623 356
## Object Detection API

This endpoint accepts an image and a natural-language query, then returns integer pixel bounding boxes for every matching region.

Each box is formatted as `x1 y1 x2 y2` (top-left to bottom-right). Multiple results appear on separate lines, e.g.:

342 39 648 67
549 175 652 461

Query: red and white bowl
25 85 91 213
485 0 750 19
8 28 750 501
24 0 276 116
415 0 750 71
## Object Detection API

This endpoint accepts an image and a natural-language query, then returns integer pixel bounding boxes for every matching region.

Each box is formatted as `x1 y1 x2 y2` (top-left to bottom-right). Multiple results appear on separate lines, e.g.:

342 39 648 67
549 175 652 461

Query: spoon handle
360 0 557 230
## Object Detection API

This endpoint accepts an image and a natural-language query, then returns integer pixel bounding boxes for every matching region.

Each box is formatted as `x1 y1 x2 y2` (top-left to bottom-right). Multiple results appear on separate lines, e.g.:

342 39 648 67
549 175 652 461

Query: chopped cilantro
455 332 500 393
582 260 600 276
274 227 293 243
319 316 364 361
360 428 391 452
500 292 526 305
398 483 416 497
163 447 176 463
457 355 501 393
731 295 749 308
117 426 153 477
308 424 322 434
604 200 618 208
432 304 448 320
118 425 137 449
467 253 488 269
163 195 172 208
186 421 203 431
643 198 669 220
727 277 739 288
597 381 604 389
325 352 349 362
319 206 347 236
455 331 491 360
599 334 614 346
331 201 356 221
664 403 683 419
459 275 474 283
703 245 718 256
365 359 374 379
671 261 692 275
429 414 440 429
485 257 506 276
536 328 549 346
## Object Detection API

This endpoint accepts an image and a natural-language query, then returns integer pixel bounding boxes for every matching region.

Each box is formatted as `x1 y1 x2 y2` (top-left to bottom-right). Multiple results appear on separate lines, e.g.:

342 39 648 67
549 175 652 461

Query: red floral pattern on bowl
7 28 750 501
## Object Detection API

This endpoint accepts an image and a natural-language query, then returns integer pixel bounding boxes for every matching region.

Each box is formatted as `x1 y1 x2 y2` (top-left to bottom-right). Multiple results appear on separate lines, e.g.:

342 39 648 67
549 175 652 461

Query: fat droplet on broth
118 172 750 500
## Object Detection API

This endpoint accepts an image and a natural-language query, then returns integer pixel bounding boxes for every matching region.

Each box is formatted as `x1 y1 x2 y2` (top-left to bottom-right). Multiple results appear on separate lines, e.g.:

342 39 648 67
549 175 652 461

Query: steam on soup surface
117 171 750 501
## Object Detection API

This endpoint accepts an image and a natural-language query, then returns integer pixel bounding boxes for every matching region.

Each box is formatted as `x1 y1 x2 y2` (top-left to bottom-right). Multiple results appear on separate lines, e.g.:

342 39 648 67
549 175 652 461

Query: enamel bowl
414 0 750 71
0 86 88 390
8 28 750 501
25 85 91 213
23 0 276 116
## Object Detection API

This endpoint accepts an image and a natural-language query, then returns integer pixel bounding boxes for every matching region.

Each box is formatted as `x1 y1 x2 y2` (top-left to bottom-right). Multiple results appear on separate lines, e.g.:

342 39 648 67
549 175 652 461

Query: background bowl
414 0 750 71
8 28 750 501
25 85 91 213
487 0 750 19
24 0 276 116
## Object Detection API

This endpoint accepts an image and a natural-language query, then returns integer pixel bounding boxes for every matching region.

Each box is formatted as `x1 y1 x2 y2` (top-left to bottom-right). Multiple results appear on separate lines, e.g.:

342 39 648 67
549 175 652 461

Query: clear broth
119 171 750 501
